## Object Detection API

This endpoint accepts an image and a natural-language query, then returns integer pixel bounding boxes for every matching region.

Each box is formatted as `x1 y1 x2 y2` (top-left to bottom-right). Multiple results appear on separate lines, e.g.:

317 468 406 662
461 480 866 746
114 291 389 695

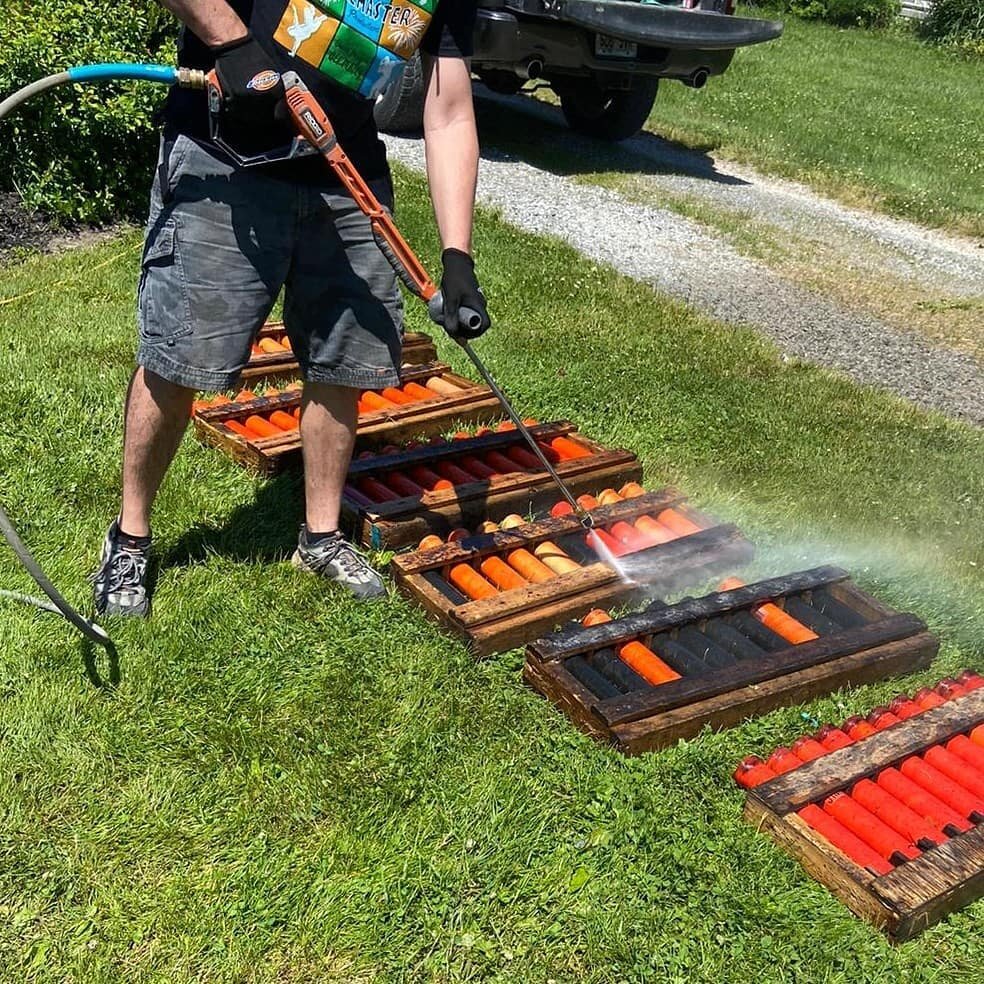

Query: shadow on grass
459 86 748 187
160 471 305 570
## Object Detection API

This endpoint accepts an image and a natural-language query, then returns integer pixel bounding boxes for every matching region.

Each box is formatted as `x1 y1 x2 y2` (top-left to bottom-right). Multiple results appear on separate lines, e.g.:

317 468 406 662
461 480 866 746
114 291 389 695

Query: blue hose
66 63 178 85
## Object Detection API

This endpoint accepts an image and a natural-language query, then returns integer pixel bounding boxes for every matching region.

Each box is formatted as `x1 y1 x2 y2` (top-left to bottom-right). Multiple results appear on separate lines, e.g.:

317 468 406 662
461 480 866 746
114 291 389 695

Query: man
91 0 489 616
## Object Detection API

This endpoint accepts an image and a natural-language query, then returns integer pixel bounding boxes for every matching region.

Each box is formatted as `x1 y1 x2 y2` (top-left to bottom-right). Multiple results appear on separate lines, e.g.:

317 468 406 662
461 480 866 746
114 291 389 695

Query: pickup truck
375 0 783 141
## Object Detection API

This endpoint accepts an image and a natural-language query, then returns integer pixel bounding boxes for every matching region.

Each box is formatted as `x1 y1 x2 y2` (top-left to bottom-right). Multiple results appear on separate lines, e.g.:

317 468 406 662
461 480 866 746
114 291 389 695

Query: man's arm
421 55 479 255
157 0 247 47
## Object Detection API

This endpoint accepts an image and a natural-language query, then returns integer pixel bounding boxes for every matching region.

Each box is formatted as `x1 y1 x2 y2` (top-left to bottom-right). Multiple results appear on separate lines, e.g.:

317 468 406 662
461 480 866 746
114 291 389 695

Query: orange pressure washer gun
207 68 593 527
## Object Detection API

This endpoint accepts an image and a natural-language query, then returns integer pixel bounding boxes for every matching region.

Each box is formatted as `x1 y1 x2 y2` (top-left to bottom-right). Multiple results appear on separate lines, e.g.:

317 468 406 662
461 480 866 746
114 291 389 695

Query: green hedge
921 0 984 56
0 1 176 224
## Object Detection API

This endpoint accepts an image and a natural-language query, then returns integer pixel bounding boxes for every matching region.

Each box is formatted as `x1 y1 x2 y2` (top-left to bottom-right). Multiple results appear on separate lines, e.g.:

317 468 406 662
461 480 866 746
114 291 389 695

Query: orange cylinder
381 386 416 405
258 337 286 354
576 493 599 510
280 335 292 351
479 521 501 534
586 528 626 559
448 564 498 600
269 410 299 432
225 420 253 439
418 534 444 550
718 578 819 645
581 609 680 685
495 420 516 432
550 436 592 460
235 389 257 402
971 724 984 748
535 441 561 463
243 415 281 438
609 520 650 552
619 482 646 498
655 508 703 536
504 549 555 583
447 527 471 543
913 688 946 710
597 488 623 506
479 556 529 591
792 736 829 762
402 382 435 401
843 716 878 740
361 391 398 413
425 375 463 396
533 540 580 575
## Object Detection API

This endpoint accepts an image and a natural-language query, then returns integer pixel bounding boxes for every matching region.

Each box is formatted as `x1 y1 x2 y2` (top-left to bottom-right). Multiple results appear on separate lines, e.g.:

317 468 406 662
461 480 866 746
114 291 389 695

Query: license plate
595 35 638 58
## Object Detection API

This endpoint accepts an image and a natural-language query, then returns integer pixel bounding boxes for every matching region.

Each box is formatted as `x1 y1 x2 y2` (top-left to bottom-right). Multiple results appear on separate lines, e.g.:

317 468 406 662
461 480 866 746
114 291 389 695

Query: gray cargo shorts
136 133 404 392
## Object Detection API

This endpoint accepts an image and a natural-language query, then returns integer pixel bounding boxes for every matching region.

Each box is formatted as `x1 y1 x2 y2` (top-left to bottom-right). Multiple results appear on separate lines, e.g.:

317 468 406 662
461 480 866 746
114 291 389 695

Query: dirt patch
0 192 55 260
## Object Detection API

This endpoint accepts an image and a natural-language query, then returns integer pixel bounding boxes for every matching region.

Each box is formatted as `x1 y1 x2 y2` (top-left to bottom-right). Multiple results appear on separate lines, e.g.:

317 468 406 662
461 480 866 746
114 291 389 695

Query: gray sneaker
90 520 151 617
291 527 386 600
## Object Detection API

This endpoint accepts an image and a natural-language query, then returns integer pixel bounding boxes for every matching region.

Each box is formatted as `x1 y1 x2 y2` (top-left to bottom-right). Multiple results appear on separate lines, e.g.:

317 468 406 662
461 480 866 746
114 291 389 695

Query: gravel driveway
384 93 983 426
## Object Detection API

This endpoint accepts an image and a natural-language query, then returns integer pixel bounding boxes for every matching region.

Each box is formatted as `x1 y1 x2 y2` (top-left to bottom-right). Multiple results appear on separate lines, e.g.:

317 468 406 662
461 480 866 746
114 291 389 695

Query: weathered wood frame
744 688 984 941
341 421 641 548
193 362 501 475
392 490 753 656
523 567 938 754
239 323 437 381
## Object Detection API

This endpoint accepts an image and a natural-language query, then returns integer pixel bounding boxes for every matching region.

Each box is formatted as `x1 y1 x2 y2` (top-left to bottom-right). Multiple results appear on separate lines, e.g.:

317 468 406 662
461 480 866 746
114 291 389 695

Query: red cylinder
733 756 778 789
457 455 499 480
947 734 984 773
816 725 854 751
923 746 984 798
766 747 801 776
356 477 400 502
791 736 829 763
971 724 984 749
485 450 523 473
888 696 923 720
935 679 968 700
408 465 447 491
798 804 894 876
867 707 902 731
877 767 973 835
850 779 946 847
823 792 921 862
900 757 984 821
956 670 984 690
504 446 542 470
382 472 425 498
435 461 480 486
912 688 946 710
843 716 877 740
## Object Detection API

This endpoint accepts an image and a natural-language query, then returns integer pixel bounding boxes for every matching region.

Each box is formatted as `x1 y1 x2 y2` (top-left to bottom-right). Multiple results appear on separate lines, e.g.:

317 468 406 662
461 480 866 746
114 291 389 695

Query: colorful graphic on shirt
274 0 438 98
274 2 339 65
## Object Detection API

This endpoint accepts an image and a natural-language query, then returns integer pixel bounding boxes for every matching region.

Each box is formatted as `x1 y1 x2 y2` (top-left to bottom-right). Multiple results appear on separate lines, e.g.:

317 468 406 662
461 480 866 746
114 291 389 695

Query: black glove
439 249 491 340
212 34 288 156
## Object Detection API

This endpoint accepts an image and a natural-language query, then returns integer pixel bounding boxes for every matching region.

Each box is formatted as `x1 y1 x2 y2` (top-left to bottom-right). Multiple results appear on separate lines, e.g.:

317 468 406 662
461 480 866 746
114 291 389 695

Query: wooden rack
193 361 500 475
392 490 752 656
524 567 937 754
341 421 641 548
744 687 983 940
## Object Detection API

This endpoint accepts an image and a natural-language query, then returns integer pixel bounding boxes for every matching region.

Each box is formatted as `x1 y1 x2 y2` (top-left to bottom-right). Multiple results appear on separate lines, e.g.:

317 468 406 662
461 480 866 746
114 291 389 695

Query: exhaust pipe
515 58 544 81
687 68 709 89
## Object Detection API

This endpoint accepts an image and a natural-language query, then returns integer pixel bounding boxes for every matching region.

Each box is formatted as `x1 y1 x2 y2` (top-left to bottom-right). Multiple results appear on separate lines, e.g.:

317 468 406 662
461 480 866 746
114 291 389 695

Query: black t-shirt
164 0 476 183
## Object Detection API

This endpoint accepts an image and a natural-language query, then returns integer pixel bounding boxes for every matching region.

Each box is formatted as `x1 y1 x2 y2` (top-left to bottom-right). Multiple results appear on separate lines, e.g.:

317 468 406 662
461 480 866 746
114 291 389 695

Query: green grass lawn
0 166 982 981
651 9 984 235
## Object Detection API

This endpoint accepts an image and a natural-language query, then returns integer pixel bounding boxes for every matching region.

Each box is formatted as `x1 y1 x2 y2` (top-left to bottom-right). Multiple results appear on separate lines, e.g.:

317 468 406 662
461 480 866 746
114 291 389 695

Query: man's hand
439 249 490 339
212 33 287 155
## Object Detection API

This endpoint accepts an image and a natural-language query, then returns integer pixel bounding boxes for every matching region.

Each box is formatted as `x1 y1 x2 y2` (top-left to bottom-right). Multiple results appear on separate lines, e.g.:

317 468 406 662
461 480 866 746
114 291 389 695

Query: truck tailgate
542 0 782 50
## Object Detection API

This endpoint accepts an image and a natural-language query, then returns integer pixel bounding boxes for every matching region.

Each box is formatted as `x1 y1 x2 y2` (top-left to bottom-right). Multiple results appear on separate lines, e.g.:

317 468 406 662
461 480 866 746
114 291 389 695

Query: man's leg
298 381 359 534
119 367 196 538
93 132 294 616
285 182 403 600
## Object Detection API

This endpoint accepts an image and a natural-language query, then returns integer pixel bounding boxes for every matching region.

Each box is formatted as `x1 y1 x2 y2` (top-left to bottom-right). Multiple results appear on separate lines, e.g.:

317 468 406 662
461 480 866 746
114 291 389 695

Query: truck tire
373 53 425 134
559 78 659 141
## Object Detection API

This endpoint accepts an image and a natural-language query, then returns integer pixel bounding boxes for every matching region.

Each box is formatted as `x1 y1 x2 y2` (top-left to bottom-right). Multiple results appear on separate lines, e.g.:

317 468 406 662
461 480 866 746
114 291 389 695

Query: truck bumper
474 7 758 81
